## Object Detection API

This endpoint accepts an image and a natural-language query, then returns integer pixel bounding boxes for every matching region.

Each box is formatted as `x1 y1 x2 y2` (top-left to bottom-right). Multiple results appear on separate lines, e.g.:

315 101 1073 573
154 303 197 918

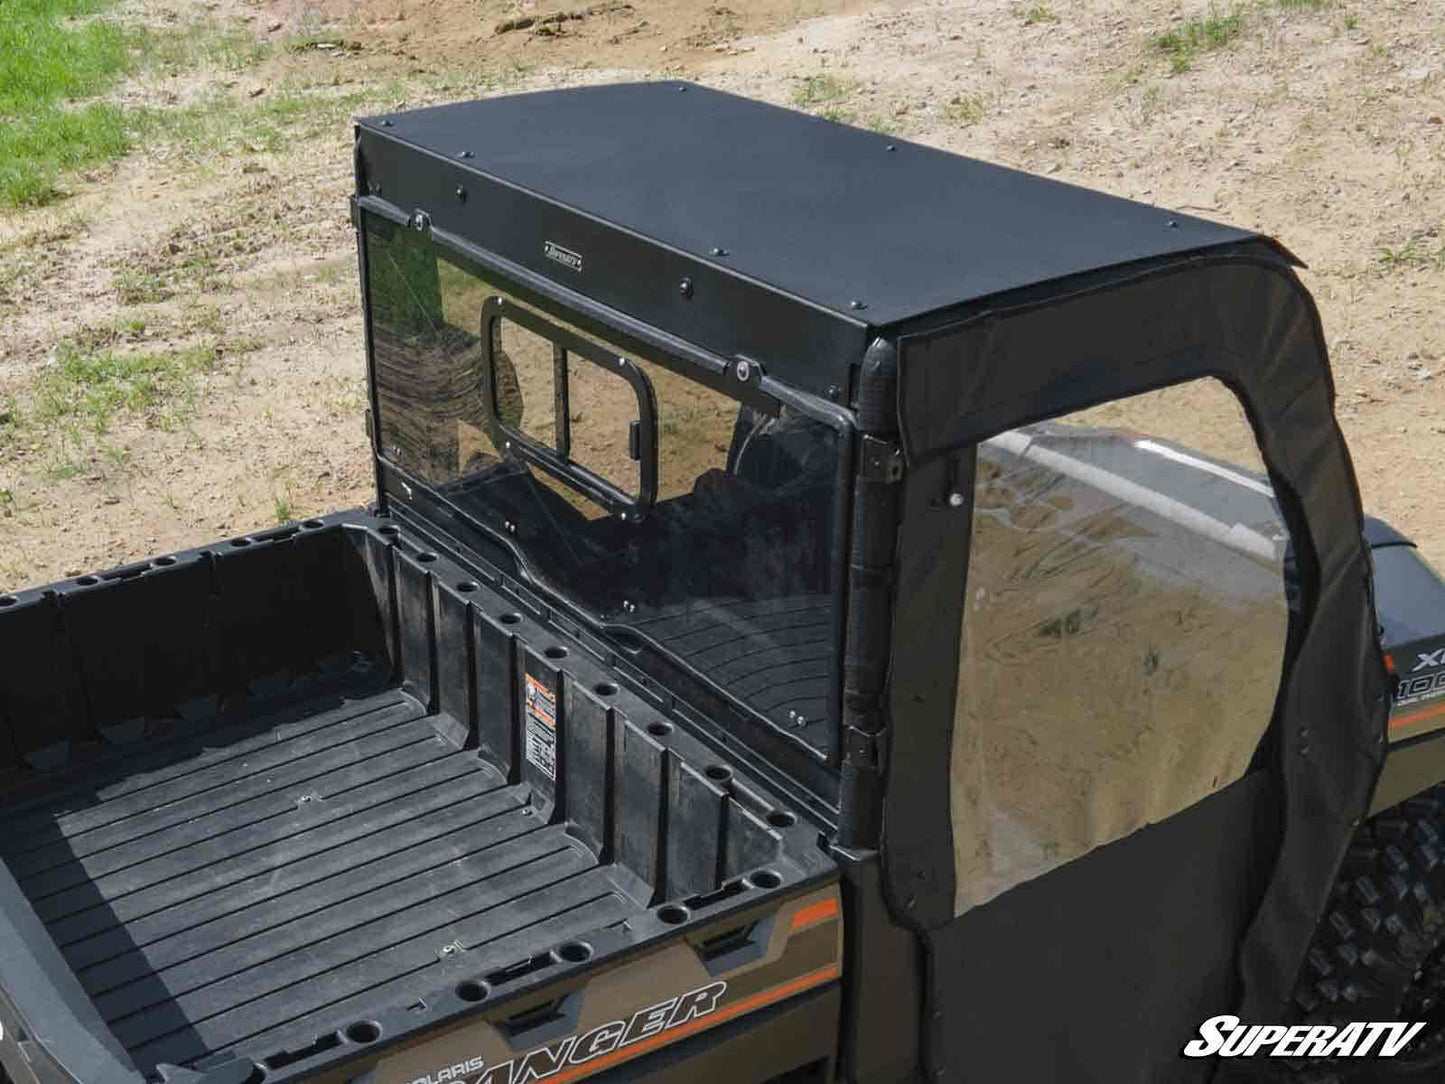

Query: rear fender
1365 517 1445 813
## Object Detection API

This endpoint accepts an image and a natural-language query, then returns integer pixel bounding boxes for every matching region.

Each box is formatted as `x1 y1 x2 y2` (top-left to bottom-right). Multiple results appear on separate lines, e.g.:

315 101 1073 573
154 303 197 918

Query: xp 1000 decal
1387 640 1445 736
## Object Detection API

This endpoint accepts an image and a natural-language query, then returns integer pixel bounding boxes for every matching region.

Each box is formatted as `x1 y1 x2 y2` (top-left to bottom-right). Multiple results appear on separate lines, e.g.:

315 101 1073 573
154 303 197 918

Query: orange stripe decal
790 897 840 932
1389 700 1445 731
546 963 842 1084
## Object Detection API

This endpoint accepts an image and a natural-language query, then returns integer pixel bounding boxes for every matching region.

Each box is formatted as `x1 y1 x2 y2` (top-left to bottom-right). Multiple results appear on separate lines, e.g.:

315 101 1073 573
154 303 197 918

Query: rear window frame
360 209 861 779
481 296 659 520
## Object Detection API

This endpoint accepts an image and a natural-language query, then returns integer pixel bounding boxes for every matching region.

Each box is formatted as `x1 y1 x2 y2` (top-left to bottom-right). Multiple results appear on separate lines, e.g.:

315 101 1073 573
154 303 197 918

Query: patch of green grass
942 94 988 126
1014 3 1059 25
1378 237 1445 271
1156 8 1248 73
819 106 857 124
1343 12 1358 28
33 342 220 435
180 302 224 336
208 29 274 71
156 84 381 165
1274 0 1334 10
0 0 292 207
44 456 86 482
0 0 133 113
98 442 131 470
0 104 136 208
139 24 272 75
226 334 267 356
282 6 356 55
273 490 295 524
792 73 853 109
114 269 171 305
0 0 142 206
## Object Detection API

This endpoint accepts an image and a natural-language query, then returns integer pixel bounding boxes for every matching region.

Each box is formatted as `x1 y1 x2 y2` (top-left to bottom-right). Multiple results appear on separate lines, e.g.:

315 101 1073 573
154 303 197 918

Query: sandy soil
1 0 1443 589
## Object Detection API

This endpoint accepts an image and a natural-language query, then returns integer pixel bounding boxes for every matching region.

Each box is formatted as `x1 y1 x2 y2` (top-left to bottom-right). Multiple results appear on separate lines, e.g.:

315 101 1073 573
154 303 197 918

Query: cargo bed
0 514 834 1084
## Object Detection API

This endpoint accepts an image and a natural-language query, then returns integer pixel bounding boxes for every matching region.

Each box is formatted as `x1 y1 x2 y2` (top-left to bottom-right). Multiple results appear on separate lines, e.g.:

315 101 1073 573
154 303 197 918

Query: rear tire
1293 785 1445 1077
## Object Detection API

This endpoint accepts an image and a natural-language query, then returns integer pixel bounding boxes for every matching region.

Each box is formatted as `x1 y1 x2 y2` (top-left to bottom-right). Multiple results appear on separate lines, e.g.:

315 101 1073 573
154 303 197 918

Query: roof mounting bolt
948 492 965 508
458 149 474 159
504 520 517 534
735 360 752 382
678 84 689 92
410 211 431 233
622 600 636 613
886 144 897 152
617 356 627 368
849 299 867 311
678 277 694 299
709 246 728 257
827 384 841 401
380 119 393 127
455 186 467 202
1166 218 1179 229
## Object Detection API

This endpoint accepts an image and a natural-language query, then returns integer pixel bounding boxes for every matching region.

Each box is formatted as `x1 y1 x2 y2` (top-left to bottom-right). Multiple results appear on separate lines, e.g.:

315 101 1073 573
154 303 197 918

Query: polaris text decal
410 980 727 1084
1183 1015 1426 1059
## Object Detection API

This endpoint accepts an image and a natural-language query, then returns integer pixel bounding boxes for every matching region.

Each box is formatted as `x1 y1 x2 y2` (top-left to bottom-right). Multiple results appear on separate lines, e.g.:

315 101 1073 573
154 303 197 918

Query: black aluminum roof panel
360 82 1259 331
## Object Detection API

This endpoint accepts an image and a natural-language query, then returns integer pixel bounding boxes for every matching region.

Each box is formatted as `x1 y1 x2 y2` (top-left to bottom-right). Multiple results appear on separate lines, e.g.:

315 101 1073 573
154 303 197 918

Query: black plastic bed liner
0 683 631 1074
0 514 835 1081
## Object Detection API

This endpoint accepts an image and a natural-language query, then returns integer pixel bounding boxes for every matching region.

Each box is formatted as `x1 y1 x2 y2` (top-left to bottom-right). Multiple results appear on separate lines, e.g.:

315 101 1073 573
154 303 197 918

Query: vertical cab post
837 338 901 850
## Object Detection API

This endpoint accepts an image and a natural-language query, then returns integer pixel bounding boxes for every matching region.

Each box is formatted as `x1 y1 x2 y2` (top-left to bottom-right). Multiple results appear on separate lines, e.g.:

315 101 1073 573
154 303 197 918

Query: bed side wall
0 515 394 775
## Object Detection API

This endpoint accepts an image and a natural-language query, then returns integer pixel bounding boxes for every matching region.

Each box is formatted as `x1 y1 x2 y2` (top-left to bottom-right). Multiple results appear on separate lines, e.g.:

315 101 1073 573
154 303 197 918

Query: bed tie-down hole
345 1021 382 1045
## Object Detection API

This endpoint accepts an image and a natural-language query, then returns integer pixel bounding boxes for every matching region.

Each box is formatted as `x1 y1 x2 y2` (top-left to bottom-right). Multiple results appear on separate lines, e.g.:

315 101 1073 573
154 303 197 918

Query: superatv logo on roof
1183 1016 1426 1059
409 981 726 1084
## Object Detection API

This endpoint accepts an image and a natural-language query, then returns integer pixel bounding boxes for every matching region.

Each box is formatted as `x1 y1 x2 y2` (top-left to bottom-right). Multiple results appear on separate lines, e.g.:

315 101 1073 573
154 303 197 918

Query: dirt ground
1 0 1443 589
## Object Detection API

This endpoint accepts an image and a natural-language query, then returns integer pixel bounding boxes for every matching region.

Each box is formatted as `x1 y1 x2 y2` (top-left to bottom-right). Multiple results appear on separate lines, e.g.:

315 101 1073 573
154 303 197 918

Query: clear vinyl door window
951 378 1292 916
